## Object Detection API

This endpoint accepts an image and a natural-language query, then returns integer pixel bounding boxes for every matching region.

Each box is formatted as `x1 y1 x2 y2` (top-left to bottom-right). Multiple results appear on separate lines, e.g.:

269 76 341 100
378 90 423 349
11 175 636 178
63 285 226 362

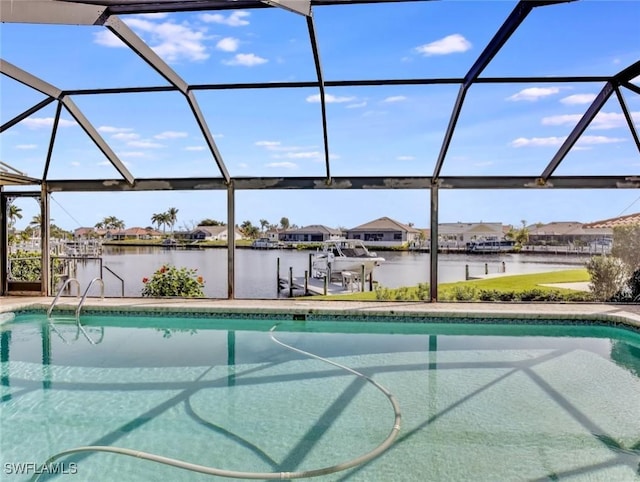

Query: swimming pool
1 311 639 481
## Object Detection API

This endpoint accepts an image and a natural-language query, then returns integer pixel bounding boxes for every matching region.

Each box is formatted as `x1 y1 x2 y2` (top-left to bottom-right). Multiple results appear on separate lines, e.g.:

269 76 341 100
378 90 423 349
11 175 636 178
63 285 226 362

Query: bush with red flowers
141 264 205 298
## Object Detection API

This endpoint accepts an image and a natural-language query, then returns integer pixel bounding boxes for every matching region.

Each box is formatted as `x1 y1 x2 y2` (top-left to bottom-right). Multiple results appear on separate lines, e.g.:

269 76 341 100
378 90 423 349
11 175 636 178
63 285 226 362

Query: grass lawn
310 269 591 301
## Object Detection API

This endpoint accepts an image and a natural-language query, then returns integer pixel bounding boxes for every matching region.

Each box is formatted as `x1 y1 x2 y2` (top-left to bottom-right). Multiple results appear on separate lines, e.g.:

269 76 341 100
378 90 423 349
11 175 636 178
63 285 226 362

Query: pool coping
2 296 640 332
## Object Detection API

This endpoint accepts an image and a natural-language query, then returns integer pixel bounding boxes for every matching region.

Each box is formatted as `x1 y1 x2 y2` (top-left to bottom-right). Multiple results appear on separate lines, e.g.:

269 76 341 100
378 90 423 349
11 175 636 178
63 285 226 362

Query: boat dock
278 267 376 298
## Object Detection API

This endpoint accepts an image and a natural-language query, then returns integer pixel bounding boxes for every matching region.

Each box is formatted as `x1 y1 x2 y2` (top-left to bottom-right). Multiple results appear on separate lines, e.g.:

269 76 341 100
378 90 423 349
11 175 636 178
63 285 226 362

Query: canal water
69 247 588 299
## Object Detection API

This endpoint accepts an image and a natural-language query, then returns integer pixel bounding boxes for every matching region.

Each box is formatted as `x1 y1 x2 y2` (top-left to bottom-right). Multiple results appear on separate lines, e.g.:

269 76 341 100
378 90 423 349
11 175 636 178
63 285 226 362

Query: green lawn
310 269 590 301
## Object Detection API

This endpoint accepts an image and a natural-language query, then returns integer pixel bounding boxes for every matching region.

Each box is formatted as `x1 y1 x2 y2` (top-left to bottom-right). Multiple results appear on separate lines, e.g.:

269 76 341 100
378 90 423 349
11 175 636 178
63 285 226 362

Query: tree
259 219 269 233
8 204 22 228
280 217 290 230
166 207 179 235
151 212 165 232
100 216 125 230
611 224 640 272
513 220 529 247
240 220 259 238
155 213 171 234
199 219 224 226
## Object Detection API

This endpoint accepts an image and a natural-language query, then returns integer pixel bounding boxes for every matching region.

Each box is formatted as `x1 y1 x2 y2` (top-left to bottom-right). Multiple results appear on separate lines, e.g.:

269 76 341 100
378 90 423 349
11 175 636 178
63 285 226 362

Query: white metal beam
0 59 62 98
0 0 105 25
260 0 311 16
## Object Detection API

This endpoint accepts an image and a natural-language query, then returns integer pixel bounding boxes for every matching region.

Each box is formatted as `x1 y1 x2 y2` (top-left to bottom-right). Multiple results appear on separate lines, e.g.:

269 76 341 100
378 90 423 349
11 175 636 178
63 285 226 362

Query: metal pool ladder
48 277 104 321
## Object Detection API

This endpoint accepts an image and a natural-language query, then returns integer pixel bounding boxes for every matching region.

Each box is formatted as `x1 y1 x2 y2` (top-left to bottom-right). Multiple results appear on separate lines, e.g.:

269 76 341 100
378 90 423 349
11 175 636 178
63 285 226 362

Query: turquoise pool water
1 313 639 481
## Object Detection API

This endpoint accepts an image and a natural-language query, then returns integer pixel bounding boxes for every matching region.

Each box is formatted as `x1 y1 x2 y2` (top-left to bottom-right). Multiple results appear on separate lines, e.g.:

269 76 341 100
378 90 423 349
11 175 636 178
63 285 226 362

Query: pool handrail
76 278 104 320
47 278 80 318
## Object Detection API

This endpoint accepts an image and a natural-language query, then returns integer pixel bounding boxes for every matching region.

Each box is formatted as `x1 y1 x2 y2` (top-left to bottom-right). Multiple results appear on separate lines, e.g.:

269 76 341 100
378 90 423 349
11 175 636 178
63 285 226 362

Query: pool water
1 313 640 481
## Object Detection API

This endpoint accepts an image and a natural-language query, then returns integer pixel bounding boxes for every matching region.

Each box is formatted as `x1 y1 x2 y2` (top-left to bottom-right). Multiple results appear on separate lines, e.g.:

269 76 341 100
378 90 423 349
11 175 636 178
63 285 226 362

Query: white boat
466 240 515 253
252 238 284 249
312 239 385 279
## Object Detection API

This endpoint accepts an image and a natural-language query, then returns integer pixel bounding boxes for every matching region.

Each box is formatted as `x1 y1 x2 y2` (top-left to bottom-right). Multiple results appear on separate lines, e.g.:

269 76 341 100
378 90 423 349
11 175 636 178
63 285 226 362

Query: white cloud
201 11 250 27
127 140 164 148
70 161 81 167
185 146 206 151
415 34 471 56
577 135 626 145
306 93 356 103
347 101 367 109
15 144 37 150
256 141 317 154
112 132 140 141
507 87 561 101
510 137 565 147
383 96 407 103
560 93 597 105
542 111 640 129
511 135 625 148
99 17 209 63
99 126 134 134
154 131 188 140
282 151 321 160
94 30 127 48
256 141 281 149
216 37 239 52
22 117 76 129
266 162 297 169
396 155 415 161
223 53 268 66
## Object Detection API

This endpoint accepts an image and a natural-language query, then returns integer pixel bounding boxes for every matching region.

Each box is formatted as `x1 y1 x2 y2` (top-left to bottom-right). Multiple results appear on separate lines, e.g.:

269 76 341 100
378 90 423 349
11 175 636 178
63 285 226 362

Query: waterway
69 246 589 299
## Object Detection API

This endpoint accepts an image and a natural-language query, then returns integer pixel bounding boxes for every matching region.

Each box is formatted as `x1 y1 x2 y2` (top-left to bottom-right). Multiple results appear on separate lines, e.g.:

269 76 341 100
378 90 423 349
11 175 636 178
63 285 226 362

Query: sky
1 0 640 232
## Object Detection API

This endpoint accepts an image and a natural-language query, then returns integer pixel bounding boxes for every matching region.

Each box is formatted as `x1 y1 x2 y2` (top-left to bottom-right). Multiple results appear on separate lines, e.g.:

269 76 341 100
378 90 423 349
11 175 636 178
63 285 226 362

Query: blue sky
1 0 640 232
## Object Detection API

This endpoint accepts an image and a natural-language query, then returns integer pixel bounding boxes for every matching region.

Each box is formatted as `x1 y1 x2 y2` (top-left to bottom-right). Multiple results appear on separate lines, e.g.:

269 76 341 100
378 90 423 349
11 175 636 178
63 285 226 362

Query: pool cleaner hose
32 325 401 480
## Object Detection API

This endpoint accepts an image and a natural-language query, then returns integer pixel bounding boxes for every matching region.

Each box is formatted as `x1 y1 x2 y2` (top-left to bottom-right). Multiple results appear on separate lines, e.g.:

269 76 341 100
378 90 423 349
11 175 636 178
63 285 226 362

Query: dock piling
289 267 293 298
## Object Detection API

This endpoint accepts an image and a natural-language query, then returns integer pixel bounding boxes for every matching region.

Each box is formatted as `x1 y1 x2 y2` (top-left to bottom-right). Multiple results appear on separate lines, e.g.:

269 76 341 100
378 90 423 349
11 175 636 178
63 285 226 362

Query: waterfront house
582 212 640 229
346 217 420 247
527 221 612 248
437 222 504 249
265 228 281 243
188 225 245 242
73 227 111 239
279 225 342 243
108 227 162 241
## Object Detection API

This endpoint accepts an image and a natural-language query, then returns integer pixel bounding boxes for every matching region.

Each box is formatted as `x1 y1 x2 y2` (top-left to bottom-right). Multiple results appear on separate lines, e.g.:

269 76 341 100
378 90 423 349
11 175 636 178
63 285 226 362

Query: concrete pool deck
2 296 640 330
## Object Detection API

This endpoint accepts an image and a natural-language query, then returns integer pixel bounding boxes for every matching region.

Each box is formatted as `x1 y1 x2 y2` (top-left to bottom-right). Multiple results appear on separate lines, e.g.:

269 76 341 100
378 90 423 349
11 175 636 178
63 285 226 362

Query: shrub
444 285 478 301
416 282 431 301
585 256 628 301
9 250 41 281
611 268 640 302
141 265 205 298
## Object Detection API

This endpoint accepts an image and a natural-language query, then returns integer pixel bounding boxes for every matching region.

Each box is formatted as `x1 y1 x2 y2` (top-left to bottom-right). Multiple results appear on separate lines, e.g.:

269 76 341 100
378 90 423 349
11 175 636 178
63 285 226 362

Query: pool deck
1 296 640 329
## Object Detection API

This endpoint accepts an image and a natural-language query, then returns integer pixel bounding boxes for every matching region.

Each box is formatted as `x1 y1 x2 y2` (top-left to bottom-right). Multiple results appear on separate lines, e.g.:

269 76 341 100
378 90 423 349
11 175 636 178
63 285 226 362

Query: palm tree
151 213 164 231
259 219 269 233
8 204 23 229
280 217 290 231
155 213 171 234
101 216 125 230
166 207 179 235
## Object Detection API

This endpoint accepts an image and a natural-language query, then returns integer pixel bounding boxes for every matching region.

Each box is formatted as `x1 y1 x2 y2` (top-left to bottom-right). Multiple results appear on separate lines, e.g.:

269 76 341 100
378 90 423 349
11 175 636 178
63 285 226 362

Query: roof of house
283 224 341 235
583 212 640 229
436 222 503 235
193 225 230 236
117 227 161 236
349 216 420 233
528 221 611 236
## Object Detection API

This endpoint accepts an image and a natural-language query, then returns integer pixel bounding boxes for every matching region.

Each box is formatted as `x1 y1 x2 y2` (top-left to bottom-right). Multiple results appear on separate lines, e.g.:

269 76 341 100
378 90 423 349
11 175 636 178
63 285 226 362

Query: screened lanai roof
1 0 639 192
